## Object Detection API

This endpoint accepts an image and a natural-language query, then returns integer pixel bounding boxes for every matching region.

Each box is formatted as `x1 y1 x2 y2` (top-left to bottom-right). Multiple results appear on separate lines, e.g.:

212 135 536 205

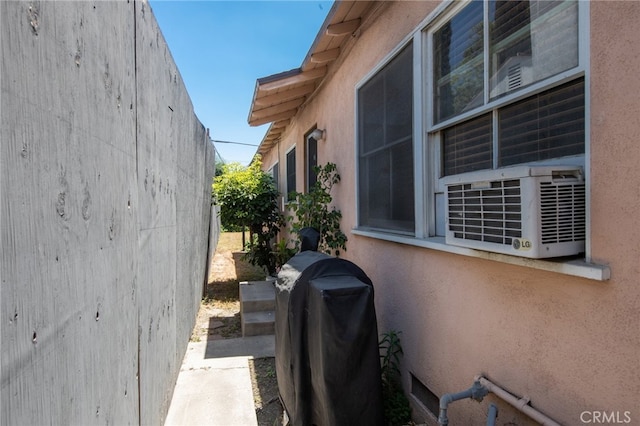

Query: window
441 78 584 176
306 131 318 192
431 0 584 177
357 42 415 234
270 162 279 193
354 1 603 275
433 0 484 124
431 0 585 238
286 148 296 201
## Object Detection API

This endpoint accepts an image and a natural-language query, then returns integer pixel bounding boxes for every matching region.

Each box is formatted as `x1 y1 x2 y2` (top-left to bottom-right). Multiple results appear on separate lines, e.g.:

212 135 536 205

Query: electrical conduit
438 376 561 426
438 380 488 425
475 376 562 426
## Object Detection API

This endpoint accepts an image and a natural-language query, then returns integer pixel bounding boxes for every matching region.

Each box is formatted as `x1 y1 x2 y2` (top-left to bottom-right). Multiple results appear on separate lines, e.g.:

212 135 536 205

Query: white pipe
475 376 562 426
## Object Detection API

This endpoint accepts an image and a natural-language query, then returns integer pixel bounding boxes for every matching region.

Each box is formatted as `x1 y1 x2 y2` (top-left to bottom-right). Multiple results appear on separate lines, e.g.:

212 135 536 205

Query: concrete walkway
165 335 275 426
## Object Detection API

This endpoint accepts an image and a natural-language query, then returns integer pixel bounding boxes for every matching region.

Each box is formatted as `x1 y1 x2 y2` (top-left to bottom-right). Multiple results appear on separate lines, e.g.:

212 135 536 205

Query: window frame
355 40 418 235
352 0 608 280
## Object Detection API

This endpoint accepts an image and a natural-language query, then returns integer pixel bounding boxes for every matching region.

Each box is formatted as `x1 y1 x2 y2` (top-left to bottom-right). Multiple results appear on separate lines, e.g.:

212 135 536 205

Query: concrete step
241 311 275 337
239 281 276 337
239 281 276 313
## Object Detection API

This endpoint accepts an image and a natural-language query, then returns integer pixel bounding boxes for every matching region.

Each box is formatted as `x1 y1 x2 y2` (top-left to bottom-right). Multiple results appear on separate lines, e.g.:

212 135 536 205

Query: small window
286 148 296 201
306 131 318 192
357 43 415 234
270 162 279 193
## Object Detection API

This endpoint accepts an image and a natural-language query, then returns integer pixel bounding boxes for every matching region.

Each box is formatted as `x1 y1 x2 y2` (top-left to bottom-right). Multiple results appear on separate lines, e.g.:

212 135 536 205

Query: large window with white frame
355 0 587 245
357 42 415 234
429 0 585 237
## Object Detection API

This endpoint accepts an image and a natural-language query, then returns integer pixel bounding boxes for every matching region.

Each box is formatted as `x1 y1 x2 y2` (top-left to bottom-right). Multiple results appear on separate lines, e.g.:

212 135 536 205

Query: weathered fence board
1 1 215 424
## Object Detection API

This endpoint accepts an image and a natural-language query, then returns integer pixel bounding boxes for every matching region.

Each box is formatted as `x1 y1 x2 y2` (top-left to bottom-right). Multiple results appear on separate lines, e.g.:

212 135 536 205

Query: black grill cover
275 251 384 426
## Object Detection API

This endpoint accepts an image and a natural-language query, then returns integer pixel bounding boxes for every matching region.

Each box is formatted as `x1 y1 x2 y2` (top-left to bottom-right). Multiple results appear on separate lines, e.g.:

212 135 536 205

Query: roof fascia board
326 18 361 36
258 66 327 92
250 109 299 127
253 84 315 108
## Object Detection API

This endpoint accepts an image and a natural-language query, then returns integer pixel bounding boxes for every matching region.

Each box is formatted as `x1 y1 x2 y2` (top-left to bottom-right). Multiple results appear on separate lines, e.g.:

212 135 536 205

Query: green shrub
286 162 347 256
379 330 411 426
213 157 284 275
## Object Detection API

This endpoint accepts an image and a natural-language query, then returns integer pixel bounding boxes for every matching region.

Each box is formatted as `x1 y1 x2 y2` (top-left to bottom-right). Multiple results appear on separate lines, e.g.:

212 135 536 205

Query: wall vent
444 165 585 258
410 374 439 418
507 64 522 90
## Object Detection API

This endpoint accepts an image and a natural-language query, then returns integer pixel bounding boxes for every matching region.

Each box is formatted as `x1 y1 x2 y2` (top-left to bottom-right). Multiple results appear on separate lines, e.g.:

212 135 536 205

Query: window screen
358 43 414 233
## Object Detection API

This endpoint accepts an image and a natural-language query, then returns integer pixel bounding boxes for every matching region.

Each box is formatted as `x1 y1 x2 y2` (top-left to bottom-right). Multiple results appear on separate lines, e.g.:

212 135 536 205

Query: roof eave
248 1 375 156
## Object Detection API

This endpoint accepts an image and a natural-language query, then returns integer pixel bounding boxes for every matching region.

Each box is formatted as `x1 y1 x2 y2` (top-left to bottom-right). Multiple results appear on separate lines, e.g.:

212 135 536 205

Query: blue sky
149 1 333 165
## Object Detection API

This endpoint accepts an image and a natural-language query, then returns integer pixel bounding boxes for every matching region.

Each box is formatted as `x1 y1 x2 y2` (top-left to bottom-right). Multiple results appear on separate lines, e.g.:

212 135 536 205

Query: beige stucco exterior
257 2 640 424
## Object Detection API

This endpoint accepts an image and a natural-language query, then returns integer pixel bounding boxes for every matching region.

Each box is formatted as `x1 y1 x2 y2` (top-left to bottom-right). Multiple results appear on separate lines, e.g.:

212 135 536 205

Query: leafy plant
272 239 297 273
379 330 411 426
286 162 347 256
213 157 285 275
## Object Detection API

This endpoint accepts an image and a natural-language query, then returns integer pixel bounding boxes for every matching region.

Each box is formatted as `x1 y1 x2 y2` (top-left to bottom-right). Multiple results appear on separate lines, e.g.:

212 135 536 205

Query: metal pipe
476 376 562 426
438 380 488 426
486 403 498 426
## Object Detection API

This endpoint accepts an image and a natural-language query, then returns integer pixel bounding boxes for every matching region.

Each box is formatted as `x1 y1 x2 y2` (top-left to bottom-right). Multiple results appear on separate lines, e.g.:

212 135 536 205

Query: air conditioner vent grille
444 166 585 258
540 181 586 243
447 179 522 246
507 64 522 90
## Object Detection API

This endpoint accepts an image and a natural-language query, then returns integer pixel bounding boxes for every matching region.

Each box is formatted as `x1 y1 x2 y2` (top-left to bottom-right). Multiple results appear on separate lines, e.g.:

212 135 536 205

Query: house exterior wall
262 1 639 425
1 2 216 424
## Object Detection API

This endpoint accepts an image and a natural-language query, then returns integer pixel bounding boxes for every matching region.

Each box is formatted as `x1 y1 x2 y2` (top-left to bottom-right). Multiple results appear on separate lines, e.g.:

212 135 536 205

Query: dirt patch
194 232 283 425
249 358 284 426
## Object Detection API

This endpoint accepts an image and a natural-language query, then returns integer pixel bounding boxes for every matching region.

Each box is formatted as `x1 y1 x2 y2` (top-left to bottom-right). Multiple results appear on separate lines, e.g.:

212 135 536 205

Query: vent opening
447 178 522 246
411 373 439 418
507 63 522 90
540 181 586 243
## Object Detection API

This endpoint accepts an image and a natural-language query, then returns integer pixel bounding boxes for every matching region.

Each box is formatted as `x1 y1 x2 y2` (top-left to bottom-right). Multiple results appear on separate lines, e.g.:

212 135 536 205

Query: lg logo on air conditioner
580 411 632 424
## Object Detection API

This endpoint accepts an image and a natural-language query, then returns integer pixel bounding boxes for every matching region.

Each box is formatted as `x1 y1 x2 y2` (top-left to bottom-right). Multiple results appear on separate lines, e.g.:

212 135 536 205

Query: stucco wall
263 1 639 425
1 2 216 424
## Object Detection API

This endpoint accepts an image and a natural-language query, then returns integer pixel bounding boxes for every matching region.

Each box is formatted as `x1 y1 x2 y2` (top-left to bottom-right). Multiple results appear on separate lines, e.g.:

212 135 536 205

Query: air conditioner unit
444 166 585 258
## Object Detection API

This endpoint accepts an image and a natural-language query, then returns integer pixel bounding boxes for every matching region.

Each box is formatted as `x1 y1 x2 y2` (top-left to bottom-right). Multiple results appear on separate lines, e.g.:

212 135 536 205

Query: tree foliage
212 158 284 274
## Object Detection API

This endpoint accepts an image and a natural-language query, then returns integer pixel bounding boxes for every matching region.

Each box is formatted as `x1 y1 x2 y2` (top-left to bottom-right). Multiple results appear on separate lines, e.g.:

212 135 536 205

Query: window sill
351 229 610 281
